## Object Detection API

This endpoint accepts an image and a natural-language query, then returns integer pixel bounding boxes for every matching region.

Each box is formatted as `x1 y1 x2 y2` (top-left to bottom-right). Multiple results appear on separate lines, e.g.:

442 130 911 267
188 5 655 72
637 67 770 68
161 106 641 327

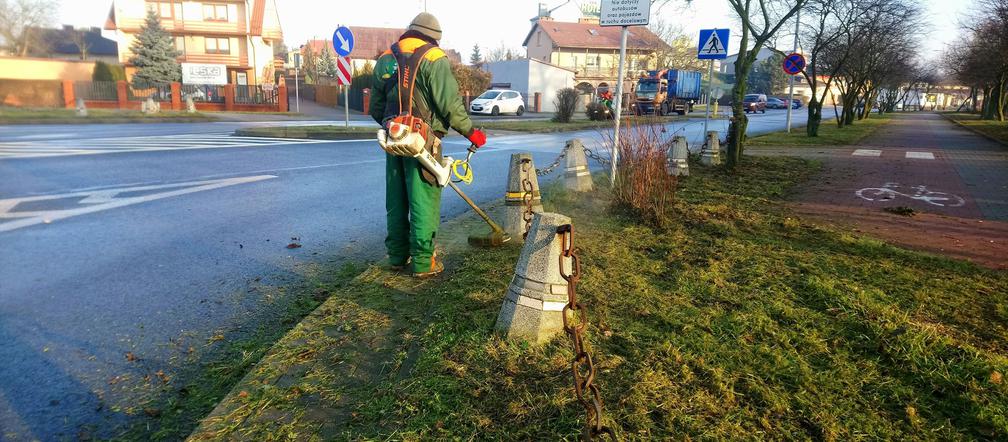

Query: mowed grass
194 156 1007 440
0 106 216 123
943 112 1008 146
747 112 893 146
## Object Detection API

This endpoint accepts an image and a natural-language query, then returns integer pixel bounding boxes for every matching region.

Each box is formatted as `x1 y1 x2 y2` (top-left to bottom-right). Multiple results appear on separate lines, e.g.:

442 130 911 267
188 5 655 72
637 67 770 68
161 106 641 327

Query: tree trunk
727 76 750 169
982 86 995 120
807 102 823 137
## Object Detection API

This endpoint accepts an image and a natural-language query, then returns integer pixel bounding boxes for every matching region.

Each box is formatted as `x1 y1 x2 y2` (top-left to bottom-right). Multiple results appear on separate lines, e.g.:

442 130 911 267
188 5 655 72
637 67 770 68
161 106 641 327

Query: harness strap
391 42 435 118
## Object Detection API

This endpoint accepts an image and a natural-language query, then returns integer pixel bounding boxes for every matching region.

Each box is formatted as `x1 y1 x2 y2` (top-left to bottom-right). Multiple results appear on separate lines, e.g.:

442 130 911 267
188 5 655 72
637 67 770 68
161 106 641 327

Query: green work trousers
385 153 442 273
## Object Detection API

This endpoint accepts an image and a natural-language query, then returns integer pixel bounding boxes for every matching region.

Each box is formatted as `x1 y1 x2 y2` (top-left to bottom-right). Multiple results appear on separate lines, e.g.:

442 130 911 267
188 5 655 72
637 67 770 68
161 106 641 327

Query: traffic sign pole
703 58 713 137
786 9 800 133
600 0 650 186
610 25 628 186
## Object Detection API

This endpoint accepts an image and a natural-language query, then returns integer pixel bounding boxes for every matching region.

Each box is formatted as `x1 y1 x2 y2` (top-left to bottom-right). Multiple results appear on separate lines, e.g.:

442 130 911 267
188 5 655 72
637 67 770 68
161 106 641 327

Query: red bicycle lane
796 147 986 219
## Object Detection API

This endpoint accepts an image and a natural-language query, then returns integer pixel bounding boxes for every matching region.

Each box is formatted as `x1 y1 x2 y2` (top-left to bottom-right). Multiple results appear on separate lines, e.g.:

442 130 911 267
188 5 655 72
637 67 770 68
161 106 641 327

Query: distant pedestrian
370 12 487 278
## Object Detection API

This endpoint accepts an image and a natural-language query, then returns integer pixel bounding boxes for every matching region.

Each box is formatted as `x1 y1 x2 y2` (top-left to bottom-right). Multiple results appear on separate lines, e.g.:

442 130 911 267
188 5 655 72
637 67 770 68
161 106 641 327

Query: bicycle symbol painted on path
855 183 965 207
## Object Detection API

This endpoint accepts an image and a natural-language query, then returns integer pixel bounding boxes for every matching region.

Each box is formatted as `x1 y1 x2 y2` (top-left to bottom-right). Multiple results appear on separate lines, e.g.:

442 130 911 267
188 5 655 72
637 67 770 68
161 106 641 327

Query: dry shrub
607 121 677 226
552 87 579 123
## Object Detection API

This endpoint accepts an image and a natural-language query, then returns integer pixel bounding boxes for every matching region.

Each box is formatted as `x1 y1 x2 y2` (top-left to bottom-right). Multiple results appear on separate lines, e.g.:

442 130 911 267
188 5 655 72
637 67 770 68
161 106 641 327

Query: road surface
0 109 807 439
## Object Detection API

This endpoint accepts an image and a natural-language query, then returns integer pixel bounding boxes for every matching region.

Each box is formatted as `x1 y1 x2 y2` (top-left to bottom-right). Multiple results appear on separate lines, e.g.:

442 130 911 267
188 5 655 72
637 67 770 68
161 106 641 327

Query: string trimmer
377 126 510 247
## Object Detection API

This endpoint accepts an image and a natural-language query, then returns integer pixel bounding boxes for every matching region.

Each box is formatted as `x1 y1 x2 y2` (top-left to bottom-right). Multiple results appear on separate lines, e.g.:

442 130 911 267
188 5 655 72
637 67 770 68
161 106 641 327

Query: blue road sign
333 26 355 57
782 52 806 75
698 29 729 60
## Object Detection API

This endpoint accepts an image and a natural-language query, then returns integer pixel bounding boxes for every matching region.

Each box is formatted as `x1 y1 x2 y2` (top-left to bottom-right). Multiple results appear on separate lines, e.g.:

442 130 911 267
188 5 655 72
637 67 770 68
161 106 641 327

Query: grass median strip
233 125 378 140
747 112 893 146
0 107 217 124
188 156 1006 440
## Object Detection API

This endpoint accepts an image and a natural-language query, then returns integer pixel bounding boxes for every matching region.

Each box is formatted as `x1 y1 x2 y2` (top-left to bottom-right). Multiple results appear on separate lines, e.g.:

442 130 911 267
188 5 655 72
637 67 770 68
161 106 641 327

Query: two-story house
104 0 283 85
522 17 669 94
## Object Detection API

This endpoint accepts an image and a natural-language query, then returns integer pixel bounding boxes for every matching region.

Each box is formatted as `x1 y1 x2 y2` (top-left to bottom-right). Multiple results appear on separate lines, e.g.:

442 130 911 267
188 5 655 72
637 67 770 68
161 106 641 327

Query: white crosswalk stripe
0 133 332 160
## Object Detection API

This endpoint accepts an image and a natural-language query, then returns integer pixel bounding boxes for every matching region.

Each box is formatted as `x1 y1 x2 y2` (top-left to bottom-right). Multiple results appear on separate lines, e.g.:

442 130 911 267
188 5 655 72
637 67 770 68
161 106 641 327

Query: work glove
466 128 487 150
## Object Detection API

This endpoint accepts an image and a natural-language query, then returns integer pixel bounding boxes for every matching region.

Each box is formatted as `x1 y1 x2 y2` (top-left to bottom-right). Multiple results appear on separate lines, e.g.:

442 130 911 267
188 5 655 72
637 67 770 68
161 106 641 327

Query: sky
60 0 974 61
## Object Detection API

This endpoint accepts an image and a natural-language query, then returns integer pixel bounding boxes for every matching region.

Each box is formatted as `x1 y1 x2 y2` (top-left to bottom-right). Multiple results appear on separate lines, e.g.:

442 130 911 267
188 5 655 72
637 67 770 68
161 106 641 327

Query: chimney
63 24 74 30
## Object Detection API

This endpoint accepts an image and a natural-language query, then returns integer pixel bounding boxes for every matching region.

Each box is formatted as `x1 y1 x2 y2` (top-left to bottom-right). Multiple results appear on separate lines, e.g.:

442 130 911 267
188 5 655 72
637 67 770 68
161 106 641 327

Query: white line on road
852 149 882 157
905 151 935 160
0 175 277 233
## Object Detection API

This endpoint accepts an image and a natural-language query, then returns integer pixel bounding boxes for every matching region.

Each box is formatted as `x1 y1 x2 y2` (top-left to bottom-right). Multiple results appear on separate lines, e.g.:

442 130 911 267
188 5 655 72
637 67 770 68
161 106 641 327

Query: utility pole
786 9 800 133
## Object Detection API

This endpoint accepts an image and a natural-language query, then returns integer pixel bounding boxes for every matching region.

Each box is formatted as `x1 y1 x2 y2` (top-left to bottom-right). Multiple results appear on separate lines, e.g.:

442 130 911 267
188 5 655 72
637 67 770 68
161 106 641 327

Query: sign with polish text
600 0 650 27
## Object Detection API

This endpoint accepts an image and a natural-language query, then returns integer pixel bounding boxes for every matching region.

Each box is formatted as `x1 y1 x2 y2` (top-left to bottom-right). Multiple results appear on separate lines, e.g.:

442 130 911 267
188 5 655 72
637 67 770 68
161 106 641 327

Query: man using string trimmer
371 12 488 278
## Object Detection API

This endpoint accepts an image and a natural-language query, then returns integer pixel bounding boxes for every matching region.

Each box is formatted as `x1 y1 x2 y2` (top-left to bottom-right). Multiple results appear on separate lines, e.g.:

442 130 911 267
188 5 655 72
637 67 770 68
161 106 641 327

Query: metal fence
234 85 278 105
182 84 226 103
127 82 172 101
73 81 117 101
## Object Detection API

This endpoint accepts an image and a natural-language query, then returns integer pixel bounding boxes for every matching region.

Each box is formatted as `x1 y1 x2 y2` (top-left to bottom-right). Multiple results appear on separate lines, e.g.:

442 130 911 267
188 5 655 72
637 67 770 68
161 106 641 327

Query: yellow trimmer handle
452 159 473 185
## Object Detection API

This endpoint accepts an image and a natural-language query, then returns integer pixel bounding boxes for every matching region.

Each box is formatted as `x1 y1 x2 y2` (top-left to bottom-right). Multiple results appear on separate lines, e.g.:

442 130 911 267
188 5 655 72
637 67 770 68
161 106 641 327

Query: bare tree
484 43 521 63
70 29 90 60
724 0 808 169
648 19 706 72
830 0 922 126
946 0 1008 120
0 0 58 56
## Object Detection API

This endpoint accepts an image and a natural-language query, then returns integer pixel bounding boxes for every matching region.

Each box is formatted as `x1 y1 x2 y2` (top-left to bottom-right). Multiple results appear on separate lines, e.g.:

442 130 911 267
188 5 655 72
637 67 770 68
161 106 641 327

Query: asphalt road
0 108 808 440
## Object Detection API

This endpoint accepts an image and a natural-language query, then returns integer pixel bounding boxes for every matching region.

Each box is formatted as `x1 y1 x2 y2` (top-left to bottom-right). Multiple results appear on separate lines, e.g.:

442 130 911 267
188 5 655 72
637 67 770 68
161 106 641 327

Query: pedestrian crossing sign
698 29 729 59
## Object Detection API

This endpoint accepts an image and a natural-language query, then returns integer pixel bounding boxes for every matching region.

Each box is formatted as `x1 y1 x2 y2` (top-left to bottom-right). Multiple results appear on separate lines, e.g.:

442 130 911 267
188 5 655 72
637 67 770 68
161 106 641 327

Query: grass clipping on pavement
192 156 1007 441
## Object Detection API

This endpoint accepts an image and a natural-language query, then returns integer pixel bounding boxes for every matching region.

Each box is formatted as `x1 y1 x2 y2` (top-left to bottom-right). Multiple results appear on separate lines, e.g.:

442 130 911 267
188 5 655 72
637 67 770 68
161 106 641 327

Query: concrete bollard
504 153 543 240
667 135 689 176
496 212 571 344
185 96 196 113
142 97 160 114
700 131 721 166
75 98 87 117
563 139 594 192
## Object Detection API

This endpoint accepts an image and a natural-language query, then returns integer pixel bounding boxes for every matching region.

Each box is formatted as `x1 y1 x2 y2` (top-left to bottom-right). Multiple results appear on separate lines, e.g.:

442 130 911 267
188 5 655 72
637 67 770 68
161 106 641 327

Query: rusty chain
534 143 612 177
582 146 611 167
557 224 615 441
520 158 534 240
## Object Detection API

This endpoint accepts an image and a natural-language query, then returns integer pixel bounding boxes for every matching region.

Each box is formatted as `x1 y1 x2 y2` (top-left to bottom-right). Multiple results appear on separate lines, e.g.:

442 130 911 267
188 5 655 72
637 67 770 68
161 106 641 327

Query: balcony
181 53 249 67
116 17 248 36
566 65 644 81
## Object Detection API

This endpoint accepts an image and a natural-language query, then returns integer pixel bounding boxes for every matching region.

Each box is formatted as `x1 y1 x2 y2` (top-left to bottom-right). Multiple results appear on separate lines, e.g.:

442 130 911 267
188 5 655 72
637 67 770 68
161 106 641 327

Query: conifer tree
129 9 181 86
318 46 337 79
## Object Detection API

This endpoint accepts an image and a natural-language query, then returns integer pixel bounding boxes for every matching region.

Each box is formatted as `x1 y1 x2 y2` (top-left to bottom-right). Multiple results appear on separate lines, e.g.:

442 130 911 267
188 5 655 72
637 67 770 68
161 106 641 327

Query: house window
587 55 598 67
536 31 541 47
147 1 174 18
175 36 185 53
205 37 230 54
203 3 229 22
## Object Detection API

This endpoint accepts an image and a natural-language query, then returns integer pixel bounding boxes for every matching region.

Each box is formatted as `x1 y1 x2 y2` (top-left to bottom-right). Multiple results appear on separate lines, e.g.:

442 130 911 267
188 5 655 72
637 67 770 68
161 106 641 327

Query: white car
470 89 525 116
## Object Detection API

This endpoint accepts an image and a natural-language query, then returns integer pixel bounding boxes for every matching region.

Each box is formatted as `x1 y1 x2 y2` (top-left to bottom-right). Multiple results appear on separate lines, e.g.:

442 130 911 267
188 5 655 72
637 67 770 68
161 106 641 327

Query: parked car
743 94 767 113
791 98 802 109
766 97 788 109
470 89 525 116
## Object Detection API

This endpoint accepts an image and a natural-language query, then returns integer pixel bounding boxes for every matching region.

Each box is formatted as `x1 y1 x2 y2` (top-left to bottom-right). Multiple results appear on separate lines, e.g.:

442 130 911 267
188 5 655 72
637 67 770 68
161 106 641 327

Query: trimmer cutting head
468 230 511 248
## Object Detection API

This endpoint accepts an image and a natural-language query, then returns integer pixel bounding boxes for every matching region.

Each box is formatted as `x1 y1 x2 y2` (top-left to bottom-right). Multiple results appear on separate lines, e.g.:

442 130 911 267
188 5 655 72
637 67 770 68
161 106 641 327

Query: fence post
62 80 75 109
278 84 288 112
116 81 128 109
362 88 370 115
170 82 182 111
534 92 541 113
224 84 235 111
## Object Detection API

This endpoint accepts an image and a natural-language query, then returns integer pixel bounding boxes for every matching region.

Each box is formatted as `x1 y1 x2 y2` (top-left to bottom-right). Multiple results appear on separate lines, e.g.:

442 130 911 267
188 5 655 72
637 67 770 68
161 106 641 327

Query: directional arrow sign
698 29 729 60
332 26 354 57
